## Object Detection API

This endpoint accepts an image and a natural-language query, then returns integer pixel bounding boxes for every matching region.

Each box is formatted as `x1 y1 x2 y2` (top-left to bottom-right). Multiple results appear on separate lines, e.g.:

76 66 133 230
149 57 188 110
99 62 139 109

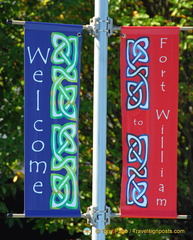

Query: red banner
120 27 179 218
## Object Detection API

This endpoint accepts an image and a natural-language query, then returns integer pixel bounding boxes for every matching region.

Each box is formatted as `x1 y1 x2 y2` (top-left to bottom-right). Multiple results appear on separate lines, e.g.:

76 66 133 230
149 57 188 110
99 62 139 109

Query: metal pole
91 0 108 239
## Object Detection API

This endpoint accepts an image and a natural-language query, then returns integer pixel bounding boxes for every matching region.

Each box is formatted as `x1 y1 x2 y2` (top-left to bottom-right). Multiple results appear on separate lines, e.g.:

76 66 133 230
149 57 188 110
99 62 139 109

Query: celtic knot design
127 167 148 207
127 134 148 171
126 37 150 110
126 134 149 208
51 32 79 82
50 123 78 209
49 31 80 211
51 123 77 157
50 167 78 209
50 69 78 120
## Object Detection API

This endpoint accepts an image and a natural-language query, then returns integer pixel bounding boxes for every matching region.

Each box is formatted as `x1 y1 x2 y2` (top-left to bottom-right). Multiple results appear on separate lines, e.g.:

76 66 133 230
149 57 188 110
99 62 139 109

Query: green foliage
0 0 193 238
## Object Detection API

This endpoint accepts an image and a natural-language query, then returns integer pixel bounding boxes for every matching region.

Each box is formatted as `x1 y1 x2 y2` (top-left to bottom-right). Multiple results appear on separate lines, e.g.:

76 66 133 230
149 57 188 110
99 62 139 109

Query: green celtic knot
51 123 77 158
50 167 78 209
50 123 78 209
51 32 79 82
50 32 79 211
50 70 78 120
51 155 76 171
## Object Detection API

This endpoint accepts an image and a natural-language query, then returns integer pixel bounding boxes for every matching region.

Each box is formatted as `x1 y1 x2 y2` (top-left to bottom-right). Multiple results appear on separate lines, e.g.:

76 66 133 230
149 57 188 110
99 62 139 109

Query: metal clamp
84 17 113 37
90 17 100 37
85 205 111 226
107 17 113 37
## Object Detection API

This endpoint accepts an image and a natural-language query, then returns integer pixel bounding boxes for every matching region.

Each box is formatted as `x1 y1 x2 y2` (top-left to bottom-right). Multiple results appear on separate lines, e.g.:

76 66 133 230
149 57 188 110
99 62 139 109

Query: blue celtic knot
126 37 150 110
127 167 148 208
126 38 149 75
126 134 149 208
126 67 149 110
127 134 148 171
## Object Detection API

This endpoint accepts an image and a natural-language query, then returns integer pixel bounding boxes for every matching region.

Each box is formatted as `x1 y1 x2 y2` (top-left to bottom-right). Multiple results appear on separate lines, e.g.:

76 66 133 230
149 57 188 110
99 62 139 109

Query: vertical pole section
92 0 108 239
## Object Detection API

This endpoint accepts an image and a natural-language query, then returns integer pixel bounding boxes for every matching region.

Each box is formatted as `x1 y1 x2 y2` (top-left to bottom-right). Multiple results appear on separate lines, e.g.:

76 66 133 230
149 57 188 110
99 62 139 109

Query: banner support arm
109 213 191 220
7 212 191 220
6 19 97 32
6 19 193 32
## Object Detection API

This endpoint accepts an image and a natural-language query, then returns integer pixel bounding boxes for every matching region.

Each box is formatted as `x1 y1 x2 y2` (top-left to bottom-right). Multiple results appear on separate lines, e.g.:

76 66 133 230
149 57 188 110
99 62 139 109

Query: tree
0 0 193 239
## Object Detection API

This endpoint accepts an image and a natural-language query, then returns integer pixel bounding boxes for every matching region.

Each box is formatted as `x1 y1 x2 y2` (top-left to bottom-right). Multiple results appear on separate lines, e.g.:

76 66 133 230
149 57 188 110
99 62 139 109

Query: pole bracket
84 206 111 227
107 17 113 37
84 17 113 37
90 17 100 37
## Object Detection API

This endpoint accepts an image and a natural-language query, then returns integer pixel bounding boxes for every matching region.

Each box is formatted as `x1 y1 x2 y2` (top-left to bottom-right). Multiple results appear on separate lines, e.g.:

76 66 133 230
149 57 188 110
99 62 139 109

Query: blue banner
24 22 82 217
